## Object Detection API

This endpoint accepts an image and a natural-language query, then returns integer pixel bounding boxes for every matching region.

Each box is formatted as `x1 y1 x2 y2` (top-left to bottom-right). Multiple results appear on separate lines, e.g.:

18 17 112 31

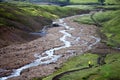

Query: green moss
70 0 119 4
96 53 120 80
105 0 120 4
42 53 120 80
70 0 98 4
73 15 94 24
67 5 95 10
60 68 99 80
73 11 114 25
74 9 120 47
102 10 120 47
43 53 98 80
0 2 82 31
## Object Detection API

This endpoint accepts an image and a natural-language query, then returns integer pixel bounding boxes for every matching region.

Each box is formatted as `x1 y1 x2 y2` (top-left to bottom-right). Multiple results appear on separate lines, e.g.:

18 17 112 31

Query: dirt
0 25 40 48
0 26 64 78
0 15 107 80
91 42 120 55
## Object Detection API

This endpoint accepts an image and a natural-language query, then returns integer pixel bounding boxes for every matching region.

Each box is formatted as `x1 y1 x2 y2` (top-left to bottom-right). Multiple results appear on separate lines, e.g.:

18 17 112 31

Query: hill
70 0 119 4
0 2 86 48
74 9 120 47
42 3 120 80
43 53 120 80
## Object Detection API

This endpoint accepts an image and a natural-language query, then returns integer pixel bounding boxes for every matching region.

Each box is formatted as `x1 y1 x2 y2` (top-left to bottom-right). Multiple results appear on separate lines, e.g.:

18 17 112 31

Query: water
0 19 73 80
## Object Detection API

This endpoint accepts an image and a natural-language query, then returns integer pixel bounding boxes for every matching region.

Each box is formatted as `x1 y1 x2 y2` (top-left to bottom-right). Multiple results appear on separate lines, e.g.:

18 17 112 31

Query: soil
0 26 40 49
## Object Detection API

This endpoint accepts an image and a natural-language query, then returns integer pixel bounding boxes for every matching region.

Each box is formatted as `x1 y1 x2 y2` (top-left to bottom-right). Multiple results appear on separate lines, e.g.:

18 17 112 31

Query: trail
52 67 89 80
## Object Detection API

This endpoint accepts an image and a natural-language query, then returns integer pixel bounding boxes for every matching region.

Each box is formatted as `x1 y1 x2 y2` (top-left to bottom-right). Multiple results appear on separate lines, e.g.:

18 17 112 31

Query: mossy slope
42 53 120 80
70 0 119 4
0 2 84 48
74 9 120 47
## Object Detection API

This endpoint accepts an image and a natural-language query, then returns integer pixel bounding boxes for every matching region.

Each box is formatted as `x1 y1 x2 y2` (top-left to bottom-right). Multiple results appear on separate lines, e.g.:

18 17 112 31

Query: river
0 16 100 80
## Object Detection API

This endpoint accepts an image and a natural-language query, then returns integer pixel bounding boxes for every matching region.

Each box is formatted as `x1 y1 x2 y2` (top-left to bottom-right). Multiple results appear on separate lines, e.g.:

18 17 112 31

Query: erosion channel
0 15 100 80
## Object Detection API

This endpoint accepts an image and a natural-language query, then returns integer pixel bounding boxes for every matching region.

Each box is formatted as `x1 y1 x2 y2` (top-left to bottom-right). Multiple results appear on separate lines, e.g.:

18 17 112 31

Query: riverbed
0 15 100 80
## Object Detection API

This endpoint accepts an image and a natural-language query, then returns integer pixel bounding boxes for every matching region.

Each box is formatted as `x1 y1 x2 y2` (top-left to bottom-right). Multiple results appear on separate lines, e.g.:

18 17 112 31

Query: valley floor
0 14 99 80
0 15 101 80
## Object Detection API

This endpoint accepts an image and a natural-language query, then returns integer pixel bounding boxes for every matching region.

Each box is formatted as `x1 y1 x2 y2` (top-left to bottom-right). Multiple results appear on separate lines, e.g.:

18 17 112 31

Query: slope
0 2 86 48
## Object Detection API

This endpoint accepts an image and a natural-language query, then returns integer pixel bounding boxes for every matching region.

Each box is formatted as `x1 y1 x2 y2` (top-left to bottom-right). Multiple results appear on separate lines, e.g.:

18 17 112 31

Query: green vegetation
0 2 86 47
67 4 120 11
9 2 82 19
1 1 120 80
42 53 98 80
41 53 120 80
67 5 95 10
74 11 115 24
40 54 97 80
105 0 120 4
102 10 120 47
74 9 120 47
1 0 119 5
70 0 98 4
0 2 83 31
38 4 120 80
70 0 119 5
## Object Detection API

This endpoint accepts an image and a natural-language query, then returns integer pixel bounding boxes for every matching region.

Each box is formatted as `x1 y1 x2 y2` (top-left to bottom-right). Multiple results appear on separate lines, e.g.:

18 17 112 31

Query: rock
52 22 59 27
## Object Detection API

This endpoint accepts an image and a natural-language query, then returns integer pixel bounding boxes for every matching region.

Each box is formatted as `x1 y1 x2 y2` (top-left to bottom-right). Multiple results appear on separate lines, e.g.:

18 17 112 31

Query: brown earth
0 25 40 49
0 15 52 49
0 4 53 49
1 15 118 80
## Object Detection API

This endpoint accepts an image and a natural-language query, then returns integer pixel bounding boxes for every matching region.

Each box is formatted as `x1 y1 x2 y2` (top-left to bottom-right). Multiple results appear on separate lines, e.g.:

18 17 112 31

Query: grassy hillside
105 0 120 4
70 0 97 4
59 54 120 80
0 3 52 32
0 2 85 48
0 2 84 32
70 0 119 4
40 4 120 80
42 53 120 80
74 9 120 47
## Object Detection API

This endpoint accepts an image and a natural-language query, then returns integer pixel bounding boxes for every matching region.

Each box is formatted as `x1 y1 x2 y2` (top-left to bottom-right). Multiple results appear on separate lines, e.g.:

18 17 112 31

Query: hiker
88 61 92 68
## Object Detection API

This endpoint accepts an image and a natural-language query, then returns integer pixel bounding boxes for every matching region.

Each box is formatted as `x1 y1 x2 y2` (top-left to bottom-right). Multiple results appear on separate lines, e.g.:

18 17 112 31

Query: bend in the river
0 16 100 80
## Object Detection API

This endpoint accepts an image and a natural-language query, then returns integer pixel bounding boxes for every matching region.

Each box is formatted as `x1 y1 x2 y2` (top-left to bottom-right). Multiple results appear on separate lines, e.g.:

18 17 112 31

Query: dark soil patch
0 26 39 48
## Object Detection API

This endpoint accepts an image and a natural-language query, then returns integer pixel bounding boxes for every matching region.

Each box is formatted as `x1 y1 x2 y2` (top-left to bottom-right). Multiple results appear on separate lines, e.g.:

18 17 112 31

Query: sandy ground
0 15 101 80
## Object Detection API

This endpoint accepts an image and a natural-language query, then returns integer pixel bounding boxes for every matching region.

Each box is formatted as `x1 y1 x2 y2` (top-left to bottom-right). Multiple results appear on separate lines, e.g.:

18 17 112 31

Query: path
52 67 89 80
